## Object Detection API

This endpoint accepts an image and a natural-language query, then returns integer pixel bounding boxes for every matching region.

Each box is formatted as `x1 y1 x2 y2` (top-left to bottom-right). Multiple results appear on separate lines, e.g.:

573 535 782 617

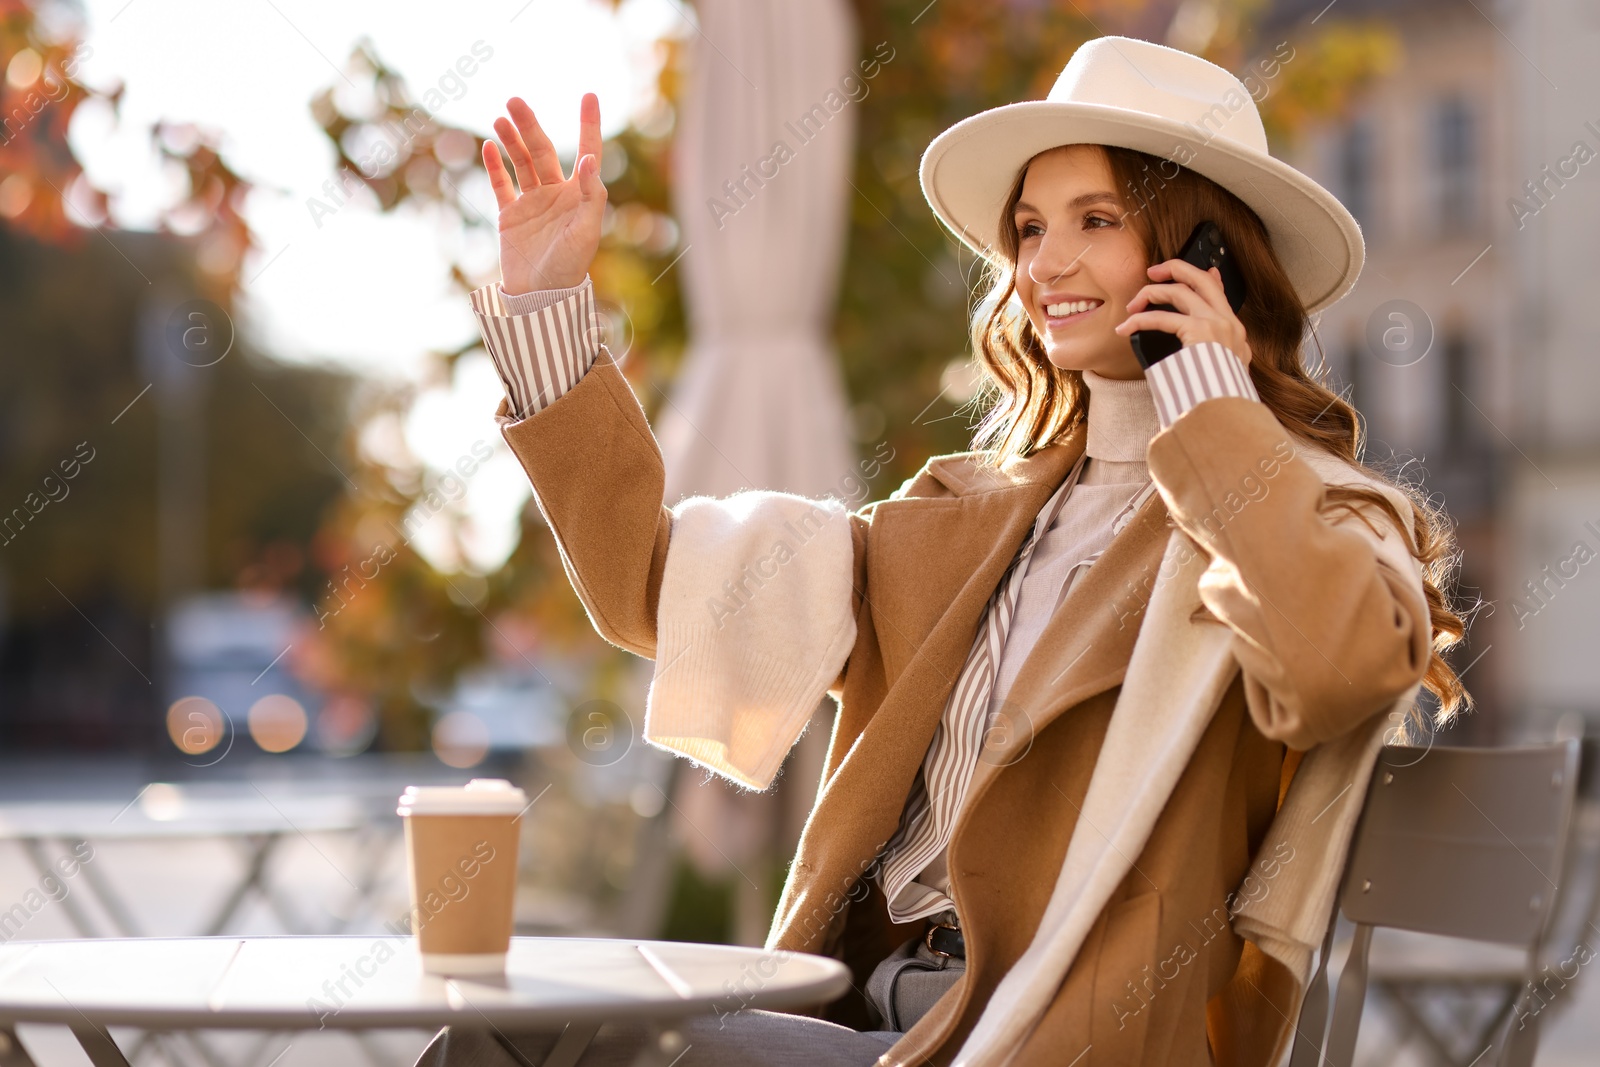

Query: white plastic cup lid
397 778 529 817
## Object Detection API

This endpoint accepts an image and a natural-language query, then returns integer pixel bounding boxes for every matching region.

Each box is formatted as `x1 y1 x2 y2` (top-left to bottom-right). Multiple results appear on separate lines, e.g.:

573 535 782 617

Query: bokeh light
432 710 489 769
166 696 224 756
247 694 308 753
313 694 377 757
139 782 185 822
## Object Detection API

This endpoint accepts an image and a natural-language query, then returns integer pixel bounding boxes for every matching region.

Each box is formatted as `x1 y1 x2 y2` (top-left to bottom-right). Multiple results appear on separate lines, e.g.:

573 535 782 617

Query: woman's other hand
484 93 606 293
1114 259 1253 368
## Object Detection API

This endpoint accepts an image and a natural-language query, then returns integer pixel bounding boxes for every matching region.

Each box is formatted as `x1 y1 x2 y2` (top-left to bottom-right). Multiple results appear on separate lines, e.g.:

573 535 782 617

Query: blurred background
1 0 1597 1063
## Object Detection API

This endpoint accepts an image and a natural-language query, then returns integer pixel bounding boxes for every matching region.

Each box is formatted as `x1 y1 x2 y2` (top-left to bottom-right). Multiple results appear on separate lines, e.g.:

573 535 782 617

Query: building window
1337 117 1375 233
1441 333 1473 447
1431 96 1478 236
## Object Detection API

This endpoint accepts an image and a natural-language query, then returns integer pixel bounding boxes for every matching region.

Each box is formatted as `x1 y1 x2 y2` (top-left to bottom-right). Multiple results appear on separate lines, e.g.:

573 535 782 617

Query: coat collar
863 429 1089 689
865 420 1168 697
917 428 1087 499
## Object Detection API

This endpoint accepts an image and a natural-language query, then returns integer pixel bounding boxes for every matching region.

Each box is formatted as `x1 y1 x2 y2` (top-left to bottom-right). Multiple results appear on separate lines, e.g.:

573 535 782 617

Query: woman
417 35 1468 1067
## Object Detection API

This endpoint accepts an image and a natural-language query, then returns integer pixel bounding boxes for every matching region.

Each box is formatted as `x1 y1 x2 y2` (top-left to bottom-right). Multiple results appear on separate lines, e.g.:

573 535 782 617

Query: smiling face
1011 144 1150 381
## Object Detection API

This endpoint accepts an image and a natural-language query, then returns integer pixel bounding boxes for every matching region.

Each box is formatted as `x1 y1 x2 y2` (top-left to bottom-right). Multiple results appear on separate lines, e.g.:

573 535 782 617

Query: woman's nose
1028 234 1086 287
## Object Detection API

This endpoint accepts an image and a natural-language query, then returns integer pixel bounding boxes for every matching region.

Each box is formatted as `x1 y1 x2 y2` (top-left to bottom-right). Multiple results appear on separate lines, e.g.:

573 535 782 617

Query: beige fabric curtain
657 0 858 504
654 0 860 945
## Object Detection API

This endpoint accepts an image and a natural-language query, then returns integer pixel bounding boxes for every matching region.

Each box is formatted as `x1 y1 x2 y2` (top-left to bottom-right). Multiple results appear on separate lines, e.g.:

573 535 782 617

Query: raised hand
483 92 606 294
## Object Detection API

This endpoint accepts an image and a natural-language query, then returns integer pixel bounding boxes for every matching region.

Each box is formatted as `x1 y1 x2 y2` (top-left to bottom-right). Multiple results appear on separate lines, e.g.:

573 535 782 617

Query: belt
924 920 965 960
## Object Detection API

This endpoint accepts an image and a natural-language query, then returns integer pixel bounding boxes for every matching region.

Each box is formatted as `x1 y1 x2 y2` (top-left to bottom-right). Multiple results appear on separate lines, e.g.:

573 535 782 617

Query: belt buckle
925 920 960 958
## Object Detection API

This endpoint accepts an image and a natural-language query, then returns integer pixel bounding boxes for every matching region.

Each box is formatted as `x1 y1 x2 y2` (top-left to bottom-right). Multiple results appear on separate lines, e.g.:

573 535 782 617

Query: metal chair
1289 741 1582 1067
1361 734 1600 1067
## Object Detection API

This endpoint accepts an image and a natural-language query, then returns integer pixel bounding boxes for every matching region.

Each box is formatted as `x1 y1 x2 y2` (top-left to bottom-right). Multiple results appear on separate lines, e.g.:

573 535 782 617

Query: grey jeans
411 934 965 1067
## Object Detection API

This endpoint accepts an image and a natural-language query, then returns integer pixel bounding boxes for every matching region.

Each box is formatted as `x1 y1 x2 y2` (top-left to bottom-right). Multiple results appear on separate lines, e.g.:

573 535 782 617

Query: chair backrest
1523 735 1600 1020
1289 741 1581 1067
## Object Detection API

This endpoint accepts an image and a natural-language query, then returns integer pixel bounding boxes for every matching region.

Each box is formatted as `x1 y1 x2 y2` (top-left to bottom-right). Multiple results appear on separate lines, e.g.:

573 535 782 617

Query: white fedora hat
920 35 1363 313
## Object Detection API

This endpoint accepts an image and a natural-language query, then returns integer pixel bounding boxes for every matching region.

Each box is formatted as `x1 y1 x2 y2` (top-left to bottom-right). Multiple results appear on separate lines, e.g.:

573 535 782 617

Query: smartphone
1129 220 1248 369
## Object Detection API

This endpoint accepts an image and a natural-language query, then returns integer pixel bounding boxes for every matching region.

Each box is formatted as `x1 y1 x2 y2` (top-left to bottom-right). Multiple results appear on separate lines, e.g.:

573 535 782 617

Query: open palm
483 93 606 294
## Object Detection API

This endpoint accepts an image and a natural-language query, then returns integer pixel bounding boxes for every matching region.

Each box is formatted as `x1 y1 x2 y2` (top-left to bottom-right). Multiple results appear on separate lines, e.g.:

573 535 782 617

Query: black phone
1129 220 1248 369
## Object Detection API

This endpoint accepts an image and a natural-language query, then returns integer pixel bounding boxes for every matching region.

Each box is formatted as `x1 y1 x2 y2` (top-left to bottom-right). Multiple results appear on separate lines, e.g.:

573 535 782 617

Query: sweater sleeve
1144 371 1433 750
469 276 600 422
645 492 859 790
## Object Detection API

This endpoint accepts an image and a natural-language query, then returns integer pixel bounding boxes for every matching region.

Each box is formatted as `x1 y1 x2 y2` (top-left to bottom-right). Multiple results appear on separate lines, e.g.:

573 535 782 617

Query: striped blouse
468 275 1263 924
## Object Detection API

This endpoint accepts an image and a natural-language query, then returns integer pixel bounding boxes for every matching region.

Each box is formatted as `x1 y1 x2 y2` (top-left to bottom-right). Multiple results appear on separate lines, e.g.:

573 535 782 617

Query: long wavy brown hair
966 144 1472 728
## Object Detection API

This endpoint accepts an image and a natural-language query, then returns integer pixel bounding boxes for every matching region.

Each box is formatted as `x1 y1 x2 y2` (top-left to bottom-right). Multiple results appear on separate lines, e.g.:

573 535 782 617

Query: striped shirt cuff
1145 341 1260 428
468 276 600 422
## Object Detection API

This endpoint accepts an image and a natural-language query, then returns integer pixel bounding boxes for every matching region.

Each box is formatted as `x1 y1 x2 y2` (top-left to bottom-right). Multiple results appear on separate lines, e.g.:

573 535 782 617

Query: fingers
506 97 564 185
575 154 604 202
486 93 604 221
1148 259 1227 310
492 115 537 192
1126 282 1204 316
574 92 602 181
1114 309 1190 336
483 140 517 211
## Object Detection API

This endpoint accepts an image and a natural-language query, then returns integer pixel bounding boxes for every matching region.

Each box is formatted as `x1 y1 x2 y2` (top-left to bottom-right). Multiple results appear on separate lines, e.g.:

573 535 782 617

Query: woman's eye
1017 216 1114 237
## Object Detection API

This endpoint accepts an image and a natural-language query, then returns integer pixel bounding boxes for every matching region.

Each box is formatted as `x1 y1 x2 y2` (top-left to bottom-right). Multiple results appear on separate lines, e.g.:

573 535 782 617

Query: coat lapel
890 462 1178 1060
801 434 1087 880
955 530 1242 1067
963 481 1174 784
862 431 1086 696
803 433 1180 897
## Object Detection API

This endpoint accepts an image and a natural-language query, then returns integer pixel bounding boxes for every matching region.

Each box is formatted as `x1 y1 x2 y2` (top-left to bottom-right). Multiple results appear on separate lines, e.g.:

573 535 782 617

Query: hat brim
920 100 1364 314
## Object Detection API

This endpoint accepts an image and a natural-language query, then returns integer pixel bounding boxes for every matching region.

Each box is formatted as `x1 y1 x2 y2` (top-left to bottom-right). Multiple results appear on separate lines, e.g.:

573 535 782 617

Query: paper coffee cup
397 778 526 975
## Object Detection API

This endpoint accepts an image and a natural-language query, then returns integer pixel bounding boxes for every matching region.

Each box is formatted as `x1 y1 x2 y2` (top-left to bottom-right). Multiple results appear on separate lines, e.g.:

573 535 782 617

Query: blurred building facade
1270 0 1600 739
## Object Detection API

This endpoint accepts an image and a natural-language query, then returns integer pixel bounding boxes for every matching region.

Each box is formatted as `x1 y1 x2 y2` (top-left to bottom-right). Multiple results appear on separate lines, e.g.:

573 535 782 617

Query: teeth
1046 300 1099 317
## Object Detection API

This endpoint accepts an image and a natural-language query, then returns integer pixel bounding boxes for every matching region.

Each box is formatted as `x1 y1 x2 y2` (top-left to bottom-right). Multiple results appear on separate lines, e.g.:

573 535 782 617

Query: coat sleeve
828 509 873 700
1144 348 1433 750
824 466 933 701
496 345 673 660
482 287 874 780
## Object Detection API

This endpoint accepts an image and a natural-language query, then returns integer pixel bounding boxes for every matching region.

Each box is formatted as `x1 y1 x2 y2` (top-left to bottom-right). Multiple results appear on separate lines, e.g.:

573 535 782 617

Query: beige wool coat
496 347 1435 1066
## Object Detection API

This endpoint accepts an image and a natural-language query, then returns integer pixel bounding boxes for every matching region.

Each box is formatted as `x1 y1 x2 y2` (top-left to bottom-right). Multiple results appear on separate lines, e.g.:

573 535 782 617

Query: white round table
0 787 384 939
0 935 853 1067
